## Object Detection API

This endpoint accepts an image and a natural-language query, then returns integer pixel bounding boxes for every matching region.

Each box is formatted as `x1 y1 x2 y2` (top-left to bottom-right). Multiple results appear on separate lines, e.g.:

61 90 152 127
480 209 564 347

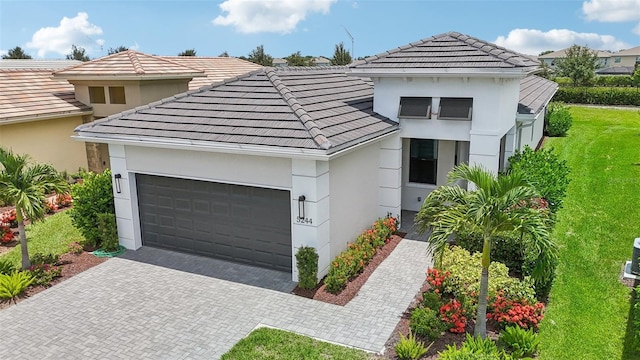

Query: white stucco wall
518 114 545 150
329 141 381 261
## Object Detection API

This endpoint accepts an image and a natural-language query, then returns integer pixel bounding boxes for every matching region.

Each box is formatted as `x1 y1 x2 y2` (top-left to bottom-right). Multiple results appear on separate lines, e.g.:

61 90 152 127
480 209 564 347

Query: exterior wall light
297 195 306 220
114 173 122 194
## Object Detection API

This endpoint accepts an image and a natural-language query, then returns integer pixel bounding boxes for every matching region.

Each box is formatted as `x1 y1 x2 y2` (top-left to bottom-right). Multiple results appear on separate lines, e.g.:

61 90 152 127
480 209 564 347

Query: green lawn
539 106 640 359
0 211 84 267
220 327 377 360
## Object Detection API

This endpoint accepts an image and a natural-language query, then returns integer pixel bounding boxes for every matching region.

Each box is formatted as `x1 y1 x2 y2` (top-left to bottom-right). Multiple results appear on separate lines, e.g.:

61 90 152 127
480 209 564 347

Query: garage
136 174 292 272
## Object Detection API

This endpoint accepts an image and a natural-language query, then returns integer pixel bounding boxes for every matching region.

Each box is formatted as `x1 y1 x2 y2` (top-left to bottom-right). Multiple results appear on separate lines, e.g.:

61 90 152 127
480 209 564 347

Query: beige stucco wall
0 115 87 172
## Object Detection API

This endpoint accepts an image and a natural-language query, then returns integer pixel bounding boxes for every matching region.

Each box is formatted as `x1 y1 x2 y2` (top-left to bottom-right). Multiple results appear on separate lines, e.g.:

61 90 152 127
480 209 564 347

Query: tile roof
76 67 397 153
0 59 81 70
538 48 612 59
352 32 540 71
596 66 635 75
614 46 640 56
53 50 205 79
0 69 92 123
160 57 261 90
518 75 559 115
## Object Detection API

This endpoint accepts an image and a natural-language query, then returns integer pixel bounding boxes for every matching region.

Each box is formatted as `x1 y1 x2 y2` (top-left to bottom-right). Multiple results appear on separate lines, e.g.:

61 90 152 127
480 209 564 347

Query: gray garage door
136 174 292 272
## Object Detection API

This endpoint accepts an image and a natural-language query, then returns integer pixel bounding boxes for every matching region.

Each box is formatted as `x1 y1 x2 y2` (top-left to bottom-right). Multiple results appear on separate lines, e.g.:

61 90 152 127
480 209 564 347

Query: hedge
552 87 640 106
554 76 635 87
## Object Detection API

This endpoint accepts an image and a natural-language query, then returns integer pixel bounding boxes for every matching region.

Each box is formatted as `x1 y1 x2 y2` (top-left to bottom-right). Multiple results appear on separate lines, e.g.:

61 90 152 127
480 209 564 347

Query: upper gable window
88 87 106 104
399 97 432 118
439 98 473 120
109 86 126 104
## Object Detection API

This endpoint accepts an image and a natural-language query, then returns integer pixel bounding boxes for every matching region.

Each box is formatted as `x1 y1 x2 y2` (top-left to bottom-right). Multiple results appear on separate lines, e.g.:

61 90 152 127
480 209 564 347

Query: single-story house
74 32 558 281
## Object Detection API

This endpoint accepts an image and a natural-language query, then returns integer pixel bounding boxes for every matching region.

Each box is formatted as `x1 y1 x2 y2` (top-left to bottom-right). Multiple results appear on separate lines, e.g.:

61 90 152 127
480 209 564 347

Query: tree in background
286 51 316 66
555 44 598 87
66 45 90 62
632 64 640 87
538 50 554 56
107 46 129 55
330 42 352 65
178 49 197 56
247 45 273 66
218 51 229 57
2 46 32 59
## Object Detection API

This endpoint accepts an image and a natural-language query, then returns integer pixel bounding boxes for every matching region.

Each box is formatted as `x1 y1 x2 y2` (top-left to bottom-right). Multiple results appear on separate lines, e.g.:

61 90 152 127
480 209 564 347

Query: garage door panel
137 174 291 271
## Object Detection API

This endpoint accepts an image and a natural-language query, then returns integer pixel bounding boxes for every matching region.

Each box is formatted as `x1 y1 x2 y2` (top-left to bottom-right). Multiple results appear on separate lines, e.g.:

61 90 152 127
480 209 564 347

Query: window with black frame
409 139 438 184
399 97 432 118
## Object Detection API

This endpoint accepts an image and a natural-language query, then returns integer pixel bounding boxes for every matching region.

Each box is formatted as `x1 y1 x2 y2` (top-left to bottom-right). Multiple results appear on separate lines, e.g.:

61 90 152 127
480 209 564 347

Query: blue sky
1 0 638 60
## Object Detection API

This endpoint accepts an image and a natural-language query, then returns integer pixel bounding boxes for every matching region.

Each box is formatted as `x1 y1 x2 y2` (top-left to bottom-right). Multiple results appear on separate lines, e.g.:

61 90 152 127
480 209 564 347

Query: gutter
1 110 93 126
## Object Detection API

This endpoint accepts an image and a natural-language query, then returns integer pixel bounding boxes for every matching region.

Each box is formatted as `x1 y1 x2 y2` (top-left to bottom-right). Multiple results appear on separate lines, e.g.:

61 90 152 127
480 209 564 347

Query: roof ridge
52 50 125 75
353 32 448 66
127 50 145 74
448 32 534 67
265 68 332 150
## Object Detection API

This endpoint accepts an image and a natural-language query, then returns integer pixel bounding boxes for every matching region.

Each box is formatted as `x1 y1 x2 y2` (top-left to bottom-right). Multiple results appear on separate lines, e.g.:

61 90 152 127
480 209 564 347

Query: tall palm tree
0 148 68 269
415 164 555 338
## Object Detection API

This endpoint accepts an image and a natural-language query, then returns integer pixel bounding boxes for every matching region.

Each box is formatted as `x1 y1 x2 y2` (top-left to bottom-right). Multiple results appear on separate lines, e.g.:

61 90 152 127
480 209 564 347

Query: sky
0 0 638 60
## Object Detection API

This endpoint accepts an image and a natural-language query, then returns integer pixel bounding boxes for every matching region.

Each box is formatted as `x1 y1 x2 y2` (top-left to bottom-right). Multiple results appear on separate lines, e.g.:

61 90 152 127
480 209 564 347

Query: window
614 57 621 63
88 87 105 104
399 97 432 118
409 139 437 185
109 86 126 104
439 97 473 120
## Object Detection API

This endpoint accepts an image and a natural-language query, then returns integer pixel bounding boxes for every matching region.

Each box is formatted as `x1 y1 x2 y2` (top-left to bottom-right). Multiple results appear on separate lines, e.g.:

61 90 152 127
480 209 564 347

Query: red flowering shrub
55 193 73 208
488 292 545 329
440 299 467 333
426 268 450 295
1 209 17 228
44 200 58 214
0 224 14 243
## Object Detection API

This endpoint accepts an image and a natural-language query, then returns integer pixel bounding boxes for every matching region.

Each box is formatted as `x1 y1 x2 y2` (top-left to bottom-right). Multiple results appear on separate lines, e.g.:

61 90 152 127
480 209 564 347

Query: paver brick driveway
0 240 430 359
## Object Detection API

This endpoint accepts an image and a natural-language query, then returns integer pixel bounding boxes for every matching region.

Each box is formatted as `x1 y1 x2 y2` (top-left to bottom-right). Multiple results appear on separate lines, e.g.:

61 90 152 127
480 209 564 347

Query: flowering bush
55 193 73 208
440 299 467 333
426 268 450 295
324 216 397 294
0 224 14 243
488 292 545 329
67 241 83 255
27 263 62 287
44 200 58 214
1 210 17 228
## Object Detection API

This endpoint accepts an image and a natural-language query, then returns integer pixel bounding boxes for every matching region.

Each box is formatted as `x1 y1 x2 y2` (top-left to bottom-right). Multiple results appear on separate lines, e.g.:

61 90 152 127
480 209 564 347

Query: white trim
131 170 293 192
53 73 205 81
349 68 533 78
0 110 93 125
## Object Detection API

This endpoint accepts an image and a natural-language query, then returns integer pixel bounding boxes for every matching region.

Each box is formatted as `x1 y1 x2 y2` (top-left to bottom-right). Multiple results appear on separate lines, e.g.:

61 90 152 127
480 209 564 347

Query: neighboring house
611 46 640 67
596 66 635 75
0 52 259 172
539 48 612 68
74 32 557 282
273 58 288 67
314 57 331 66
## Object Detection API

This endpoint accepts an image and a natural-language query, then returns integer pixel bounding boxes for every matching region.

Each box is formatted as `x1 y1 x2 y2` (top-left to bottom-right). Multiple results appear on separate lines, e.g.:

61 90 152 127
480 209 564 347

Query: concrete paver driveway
0 240 430 359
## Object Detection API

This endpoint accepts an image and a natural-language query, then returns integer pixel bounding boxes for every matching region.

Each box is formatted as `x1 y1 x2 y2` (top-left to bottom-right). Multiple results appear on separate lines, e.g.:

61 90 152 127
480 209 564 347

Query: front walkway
0 239 431 359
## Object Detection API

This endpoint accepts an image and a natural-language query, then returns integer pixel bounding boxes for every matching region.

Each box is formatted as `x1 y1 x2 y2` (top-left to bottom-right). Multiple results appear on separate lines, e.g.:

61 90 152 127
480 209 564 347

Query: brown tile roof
0 69 92 123
614 45 640 56
0 59 81 70
53 50 205 79
76 67 397 153
161 57 262 90
352 32 540 71
518 75 558 115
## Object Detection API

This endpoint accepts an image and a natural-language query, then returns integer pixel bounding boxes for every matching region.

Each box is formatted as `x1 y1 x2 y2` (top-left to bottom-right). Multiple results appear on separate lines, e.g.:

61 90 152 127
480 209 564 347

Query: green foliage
635 286 640 350
331 42 352 65
395 330 431 360
28 252 61 286
177 49 196 56
455 229 525 276
421 291 443 310
107 46 128 55
295 246 318 289
439 334 513 360
0 271 33 303
632 66 640 87
66 44 90 62
0 260 15 275
30 253 59 265
555 44 598 87
284 51 315 66
2 46 32 59
69 170 115 248
247 45 273 66
508 145 570 214
97 212 119 251
440 246 536 303
409 307 448 341
545 102 573 137
556 76 635 87
553 87 640 106
499 325 540 358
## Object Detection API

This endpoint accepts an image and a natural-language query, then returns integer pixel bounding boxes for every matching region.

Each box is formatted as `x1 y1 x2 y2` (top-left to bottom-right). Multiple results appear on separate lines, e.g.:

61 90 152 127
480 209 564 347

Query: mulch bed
0 251 106 310
293 234 403 306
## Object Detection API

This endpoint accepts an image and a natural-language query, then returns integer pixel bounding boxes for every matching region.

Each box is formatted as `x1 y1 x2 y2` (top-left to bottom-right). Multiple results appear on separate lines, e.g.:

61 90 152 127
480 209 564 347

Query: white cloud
634 23 640 35
582 0 640 22
0 49 6 57
26 12 104 58
494 29 630 55
213 0 337 34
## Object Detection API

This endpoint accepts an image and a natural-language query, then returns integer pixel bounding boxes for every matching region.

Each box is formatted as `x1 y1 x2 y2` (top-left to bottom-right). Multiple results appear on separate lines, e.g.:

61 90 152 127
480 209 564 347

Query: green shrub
508 146 570 214
295 246 318 289
30 253 60 266
553 87 640 106
593 75 633 87
97 212 119 251
409 307 447 341
545 102 573 137
0 271 33 303
69 169 115 248
498 325 540 358
0 260 15 275
455 230 524 275
421 291 443 310
634 286 640 350
439 334 513 360
28 252 62 287
395 330 431 360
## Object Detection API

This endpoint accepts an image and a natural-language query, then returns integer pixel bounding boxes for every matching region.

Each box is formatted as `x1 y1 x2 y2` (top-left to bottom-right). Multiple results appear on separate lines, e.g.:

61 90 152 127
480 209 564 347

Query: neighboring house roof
613 46 640 56
75 67 397 154
539 48 612 59
160 57 262 90
351 32 540 73
517 75 559 116
0 59 81 70
273 58 288 66
52 50 205 80
314 57 331 65
0 69 92 124
596 66 635 75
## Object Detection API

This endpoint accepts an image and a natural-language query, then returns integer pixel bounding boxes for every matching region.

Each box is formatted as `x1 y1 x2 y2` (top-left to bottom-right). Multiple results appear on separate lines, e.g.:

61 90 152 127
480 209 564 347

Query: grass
0 211 84 267
220 327 377 360
538 106 640 360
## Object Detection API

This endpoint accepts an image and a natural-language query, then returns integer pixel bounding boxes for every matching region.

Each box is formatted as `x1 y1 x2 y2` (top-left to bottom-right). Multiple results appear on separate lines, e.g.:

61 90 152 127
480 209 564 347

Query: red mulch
0 251 106 310
293 235 403 306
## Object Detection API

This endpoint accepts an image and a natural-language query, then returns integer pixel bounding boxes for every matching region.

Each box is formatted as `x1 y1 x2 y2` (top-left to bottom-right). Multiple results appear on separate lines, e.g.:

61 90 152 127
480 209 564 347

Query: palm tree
0 148 68 269
415 164 555 338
